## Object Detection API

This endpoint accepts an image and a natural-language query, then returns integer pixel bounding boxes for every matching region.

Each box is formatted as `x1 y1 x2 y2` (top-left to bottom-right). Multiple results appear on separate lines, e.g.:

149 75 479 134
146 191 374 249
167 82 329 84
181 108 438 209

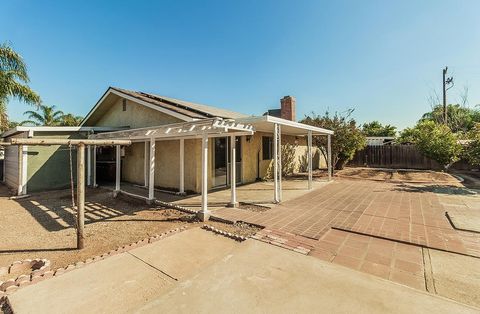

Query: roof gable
81 87 248 126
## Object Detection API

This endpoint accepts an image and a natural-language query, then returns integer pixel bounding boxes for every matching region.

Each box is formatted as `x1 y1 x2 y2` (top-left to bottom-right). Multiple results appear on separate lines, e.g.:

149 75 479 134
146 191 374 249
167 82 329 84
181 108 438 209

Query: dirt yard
336 167 460 184
0 185 200 270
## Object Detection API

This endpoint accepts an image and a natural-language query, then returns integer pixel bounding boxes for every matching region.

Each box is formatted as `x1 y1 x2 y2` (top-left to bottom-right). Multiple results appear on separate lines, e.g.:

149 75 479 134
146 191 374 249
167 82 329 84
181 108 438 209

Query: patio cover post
327 134 332 181
114 145 121 194
179 138 185 195
144 141 149 187
198 133 210 221
77 143 85 249
148 139 155 202
228 135 238 207
278 124 282 202
93 145 97 187
273 123 279 203
17 144 24 195
87 145 91 186
308 131 313 190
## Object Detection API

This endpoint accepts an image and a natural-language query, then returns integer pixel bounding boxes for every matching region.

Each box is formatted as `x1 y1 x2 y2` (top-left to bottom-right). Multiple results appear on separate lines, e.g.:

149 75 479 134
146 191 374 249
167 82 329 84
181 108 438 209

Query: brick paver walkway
215 178 480 291
214 179 480 257
312 229 426 290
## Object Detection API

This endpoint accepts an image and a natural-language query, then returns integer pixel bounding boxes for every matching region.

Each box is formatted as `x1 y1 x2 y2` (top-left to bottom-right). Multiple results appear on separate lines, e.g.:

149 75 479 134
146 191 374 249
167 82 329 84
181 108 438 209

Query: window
122 99 127 111
262 136 273 160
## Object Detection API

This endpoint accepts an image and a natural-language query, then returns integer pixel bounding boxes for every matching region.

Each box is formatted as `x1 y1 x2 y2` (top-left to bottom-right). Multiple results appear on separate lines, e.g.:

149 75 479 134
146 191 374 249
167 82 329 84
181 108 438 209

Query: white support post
228 135 237 207
148 139 155 202
273 124 278 203
327 134 332 181
93 145 97 187
278 124 282 202
17 144 23 196
308 131 313 190
115 145 121 194
87 145 91 186
179 138 185 194
198 133 210 221
144 141 149 187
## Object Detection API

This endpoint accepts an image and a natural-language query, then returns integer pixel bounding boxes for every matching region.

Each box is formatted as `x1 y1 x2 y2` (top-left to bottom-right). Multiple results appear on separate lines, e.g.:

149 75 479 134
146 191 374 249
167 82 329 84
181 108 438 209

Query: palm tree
0 42 41 131
22 105 64 126
61 113 83 126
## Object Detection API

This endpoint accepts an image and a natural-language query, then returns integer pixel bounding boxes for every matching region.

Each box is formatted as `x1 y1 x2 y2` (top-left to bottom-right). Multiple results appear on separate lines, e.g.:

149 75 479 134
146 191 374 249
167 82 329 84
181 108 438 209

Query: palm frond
20 120 40 126
0 42 28 82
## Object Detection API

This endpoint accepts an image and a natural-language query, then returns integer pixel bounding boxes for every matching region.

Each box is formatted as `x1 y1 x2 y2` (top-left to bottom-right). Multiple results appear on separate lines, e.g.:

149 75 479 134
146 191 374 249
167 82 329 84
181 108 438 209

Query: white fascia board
81 88 194 125
235 115 334 135
1 126 126 138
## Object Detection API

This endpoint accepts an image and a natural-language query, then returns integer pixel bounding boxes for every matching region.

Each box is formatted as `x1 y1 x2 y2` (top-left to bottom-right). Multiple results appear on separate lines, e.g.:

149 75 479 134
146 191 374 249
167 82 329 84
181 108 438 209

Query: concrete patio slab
8 253 174 314
129 227 238 280
446 208 480 233
429 249 480 308
137 240 477 314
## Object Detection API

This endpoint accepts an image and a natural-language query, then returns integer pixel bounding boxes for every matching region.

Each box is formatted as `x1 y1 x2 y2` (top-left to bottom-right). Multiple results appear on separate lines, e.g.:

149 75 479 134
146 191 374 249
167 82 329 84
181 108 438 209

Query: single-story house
2 87 333 218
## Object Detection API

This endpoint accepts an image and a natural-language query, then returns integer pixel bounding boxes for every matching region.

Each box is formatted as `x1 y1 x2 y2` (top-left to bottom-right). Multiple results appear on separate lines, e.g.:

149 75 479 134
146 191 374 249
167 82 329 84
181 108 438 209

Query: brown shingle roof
112 87 248 120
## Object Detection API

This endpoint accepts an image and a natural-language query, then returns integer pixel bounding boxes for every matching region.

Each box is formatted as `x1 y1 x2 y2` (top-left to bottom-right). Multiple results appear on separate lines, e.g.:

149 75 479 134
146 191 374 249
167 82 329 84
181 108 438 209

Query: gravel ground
0 185 198 270
206 221 262 238
238 202 269 213
337 167 459 184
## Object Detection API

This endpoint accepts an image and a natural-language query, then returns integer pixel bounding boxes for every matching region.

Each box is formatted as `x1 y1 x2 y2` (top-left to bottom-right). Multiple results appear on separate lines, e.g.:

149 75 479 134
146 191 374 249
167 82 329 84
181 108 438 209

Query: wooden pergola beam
8 138 132 146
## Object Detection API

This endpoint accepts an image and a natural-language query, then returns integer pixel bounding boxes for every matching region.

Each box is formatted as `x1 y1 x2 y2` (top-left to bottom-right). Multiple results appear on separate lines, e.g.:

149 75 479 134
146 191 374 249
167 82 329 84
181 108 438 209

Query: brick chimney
280 96 296 121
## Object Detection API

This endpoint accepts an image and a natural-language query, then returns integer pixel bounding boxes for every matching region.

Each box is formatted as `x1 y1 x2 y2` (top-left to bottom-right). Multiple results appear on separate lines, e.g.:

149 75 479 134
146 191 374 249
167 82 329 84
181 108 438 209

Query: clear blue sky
3 0 480 130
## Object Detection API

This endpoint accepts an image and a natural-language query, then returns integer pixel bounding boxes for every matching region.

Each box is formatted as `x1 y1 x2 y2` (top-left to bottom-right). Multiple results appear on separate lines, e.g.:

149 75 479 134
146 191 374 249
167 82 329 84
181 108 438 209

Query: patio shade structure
4 138 132 249
236 115 334 203
90 118 255 221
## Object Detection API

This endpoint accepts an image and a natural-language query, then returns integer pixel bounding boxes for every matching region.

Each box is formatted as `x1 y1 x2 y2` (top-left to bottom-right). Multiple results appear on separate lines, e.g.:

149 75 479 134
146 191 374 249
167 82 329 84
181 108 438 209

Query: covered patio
101 178 332 213
89 117 333 221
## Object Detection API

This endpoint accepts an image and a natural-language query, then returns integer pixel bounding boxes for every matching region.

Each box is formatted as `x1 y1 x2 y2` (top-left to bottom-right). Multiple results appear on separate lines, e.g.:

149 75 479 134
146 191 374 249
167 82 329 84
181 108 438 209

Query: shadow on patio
11 187 175 232
392 184 477 196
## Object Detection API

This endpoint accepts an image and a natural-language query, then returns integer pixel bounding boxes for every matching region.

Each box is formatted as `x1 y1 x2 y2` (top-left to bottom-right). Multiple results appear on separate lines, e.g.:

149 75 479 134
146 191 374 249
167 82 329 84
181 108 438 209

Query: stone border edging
0 259 50 293
0 226 188 296
202 224 248 242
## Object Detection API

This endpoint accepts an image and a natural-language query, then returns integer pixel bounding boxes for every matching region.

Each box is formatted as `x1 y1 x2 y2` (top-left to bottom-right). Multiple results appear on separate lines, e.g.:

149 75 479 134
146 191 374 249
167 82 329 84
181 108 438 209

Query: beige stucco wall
122 139 198 192
94 98 182 128
241 132 326 183
122 142 144 185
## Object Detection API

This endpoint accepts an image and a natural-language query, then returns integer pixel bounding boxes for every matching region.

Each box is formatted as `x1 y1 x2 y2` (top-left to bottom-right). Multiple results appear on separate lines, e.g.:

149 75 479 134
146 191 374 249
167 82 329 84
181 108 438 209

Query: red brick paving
311 229 426 290
214 179 480 257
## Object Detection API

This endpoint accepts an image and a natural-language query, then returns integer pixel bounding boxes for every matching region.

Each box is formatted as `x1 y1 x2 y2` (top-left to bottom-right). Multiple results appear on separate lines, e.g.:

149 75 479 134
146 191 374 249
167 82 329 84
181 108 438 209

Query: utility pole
442 66 454 125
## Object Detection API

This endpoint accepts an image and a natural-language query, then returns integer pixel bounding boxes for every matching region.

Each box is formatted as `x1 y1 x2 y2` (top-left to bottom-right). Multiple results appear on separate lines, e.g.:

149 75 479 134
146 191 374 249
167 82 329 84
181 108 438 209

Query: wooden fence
348 145 441 170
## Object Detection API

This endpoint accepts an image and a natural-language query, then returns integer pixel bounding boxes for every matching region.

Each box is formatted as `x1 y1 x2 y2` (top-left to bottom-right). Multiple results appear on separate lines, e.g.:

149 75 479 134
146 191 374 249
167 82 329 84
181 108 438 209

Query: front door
213 137 242 187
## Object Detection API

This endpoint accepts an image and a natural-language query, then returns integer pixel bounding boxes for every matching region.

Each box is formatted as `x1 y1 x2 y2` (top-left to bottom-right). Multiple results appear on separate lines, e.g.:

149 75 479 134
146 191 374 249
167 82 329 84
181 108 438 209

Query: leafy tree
301 110 366 170
397 127 417 144
22 104 64 126
362 120 397 137
61 113 83 126
0 42 41 131
420 103 480 133
8 120 19 129
462 123 480 167
401 120 462 169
